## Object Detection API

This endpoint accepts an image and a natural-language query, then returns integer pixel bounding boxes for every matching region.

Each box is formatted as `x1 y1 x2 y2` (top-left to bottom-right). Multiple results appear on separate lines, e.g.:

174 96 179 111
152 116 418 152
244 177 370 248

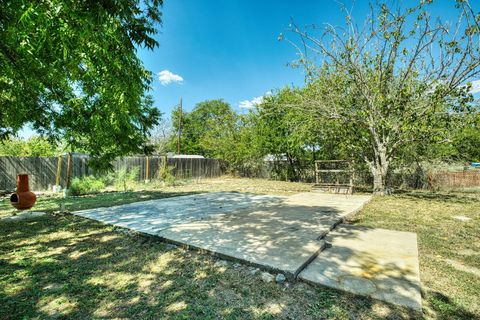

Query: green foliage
231 113 267 176
0 136 57 156
157 164 177 186
253 88 329 181
235 86 353 182
114 167 140 191
0 0 163 169
451 112 480 162
282 1 480 192
170 99 243 171
70 176 106 196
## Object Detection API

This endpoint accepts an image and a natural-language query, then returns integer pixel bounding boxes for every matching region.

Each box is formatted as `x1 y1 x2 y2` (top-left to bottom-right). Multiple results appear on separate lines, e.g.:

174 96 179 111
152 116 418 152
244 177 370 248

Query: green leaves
284 0 480 191
0 136 57 157
170 100 240 166
0 0 163 169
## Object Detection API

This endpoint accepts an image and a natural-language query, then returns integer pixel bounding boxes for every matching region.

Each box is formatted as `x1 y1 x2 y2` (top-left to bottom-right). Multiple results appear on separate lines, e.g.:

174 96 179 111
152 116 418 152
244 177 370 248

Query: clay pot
10 174 37 210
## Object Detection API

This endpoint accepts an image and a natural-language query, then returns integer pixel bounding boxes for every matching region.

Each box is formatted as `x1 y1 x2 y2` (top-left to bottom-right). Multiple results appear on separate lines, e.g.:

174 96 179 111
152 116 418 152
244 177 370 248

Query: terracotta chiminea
10 174 37 210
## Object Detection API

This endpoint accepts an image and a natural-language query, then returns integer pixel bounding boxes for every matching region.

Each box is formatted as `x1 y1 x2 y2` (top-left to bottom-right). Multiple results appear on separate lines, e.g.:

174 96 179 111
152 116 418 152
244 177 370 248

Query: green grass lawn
0 178 478 319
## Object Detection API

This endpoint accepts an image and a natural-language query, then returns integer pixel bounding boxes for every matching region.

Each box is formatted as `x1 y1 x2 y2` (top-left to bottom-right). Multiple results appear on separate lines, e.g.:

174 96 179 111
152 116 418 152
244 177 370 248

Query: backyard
0 177 478 319
2 0 480 319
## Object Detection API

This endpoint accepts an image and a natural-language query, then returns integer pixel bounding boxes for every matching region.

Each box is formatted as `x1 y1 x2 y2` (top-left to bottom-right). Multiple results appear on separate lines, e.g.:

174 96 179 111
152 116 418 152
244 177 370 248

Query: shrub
69 176 106 196
157 164 177 186
99 171 115 186
114 166 140 191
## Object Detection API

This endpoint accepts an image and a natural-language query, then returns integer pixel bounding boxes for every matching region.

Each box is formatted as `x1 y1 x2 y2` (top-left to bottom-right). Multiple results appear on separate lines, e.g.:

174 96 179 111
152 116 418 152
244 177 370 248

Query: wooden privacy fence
113 156 222 181
0 155 222 191
428 171 480 189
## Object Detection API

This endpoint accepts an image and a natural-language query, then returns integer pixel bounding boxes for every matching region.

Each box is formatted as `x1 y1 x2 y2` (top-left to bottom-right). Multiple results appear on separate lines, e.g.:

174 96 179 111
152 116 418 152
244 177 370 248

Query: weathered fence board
0 156 222 191
429 171 480 188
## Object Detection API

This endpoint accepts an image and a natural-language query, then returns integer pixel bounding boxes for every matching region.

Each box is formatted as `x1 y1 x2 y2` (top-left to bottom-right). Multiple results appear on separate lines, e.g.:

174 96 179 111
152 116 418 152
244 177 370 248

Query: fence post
55 155 62 190
66 153 73 190
145 156 150 183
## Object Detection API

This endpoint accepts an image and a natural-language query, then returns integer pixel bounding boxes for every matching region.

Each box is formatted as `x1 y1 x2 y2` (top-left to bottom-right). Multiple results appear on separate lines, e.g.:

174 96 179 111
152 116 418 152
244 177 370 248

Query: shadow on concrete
156 201 346 277
74 192 286 235
60 190 205 212
71 192 372 282
299 225 423 311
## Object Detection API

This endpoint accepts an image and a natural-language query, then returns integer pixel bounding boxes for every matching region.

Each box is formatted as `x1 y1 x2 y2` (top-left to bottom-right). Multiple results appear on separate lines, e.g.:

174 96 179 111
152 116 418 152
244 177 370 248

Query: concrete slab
298 225 422 311
74 192 285 235
157 193 372 277
73 191 372 280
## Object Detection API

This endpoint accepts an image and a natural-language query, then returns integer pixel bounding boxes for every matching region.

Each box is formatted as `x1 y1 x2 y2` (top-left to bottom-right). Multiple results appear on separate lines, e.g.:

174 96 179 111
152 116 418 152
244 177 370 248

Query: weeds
69 176 105 196
114 167 140 191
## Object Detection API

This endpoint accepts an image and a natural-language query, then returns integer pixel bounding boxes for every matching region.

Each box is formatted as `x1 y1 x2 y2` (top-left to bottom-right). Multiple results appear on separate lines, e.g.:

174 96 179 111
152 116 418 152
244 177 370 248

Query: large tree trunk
371 165 388 195
369 142 390 195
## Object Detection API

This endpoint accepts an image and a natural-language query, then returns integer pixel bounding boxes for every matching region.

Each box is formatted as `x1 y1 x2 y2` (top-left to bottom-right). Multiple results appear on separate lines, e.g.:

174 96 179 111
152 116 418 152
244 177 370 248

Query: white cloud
469 80 480 94
238 92 272 109
239 96 264 109
158 70 184 86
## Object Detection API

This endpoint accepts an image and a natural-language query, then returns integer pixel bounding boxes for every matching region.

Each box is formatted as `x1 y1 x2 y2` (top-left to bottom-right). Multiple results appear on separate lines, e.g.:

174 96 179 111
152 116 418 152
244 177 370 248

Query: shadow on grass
0 214 246 319
392 190 479 204
428 291 480 320
354 185 479 204
0 214 419 318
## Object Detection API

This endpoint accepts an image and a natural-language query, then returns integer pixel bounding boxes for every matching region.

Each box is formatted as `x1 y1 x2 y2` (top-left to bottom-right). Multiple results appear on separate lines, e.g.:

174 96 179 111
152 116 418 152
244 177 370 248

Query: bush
99 171 115 186
69 176 106 196
114 166 140 191
157 164 177 186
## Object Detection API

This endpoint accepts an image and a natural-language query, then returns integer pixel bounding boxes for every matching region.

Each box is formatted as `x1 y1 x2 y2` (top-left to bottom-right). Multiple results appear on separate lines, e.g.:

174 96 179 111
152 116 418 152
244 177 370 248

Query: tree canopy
0 0 163 169
170 99 242 169
281 0 480 193
0 136 58 157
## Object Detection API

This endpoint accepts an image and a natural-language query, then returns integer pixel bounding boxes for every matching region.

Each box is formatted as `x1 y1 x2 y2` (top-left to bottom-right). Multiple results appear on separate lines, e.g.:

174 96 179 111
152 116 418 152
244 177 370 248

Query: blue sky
139 0 357 116
141 0 479 118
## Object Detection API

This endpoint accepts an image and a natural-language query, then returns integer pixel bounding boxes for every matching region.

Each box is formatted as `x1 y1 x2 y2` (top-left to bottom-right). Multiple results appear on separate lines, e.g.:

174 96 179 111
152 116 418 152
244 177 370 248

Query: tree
1 0 163 169
452 110 480 162
252 87 351 181
283 1 480 194
0 136 57 156
254 88 311 181
231 112 266 176
170 100 240 166
149 118 173 154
